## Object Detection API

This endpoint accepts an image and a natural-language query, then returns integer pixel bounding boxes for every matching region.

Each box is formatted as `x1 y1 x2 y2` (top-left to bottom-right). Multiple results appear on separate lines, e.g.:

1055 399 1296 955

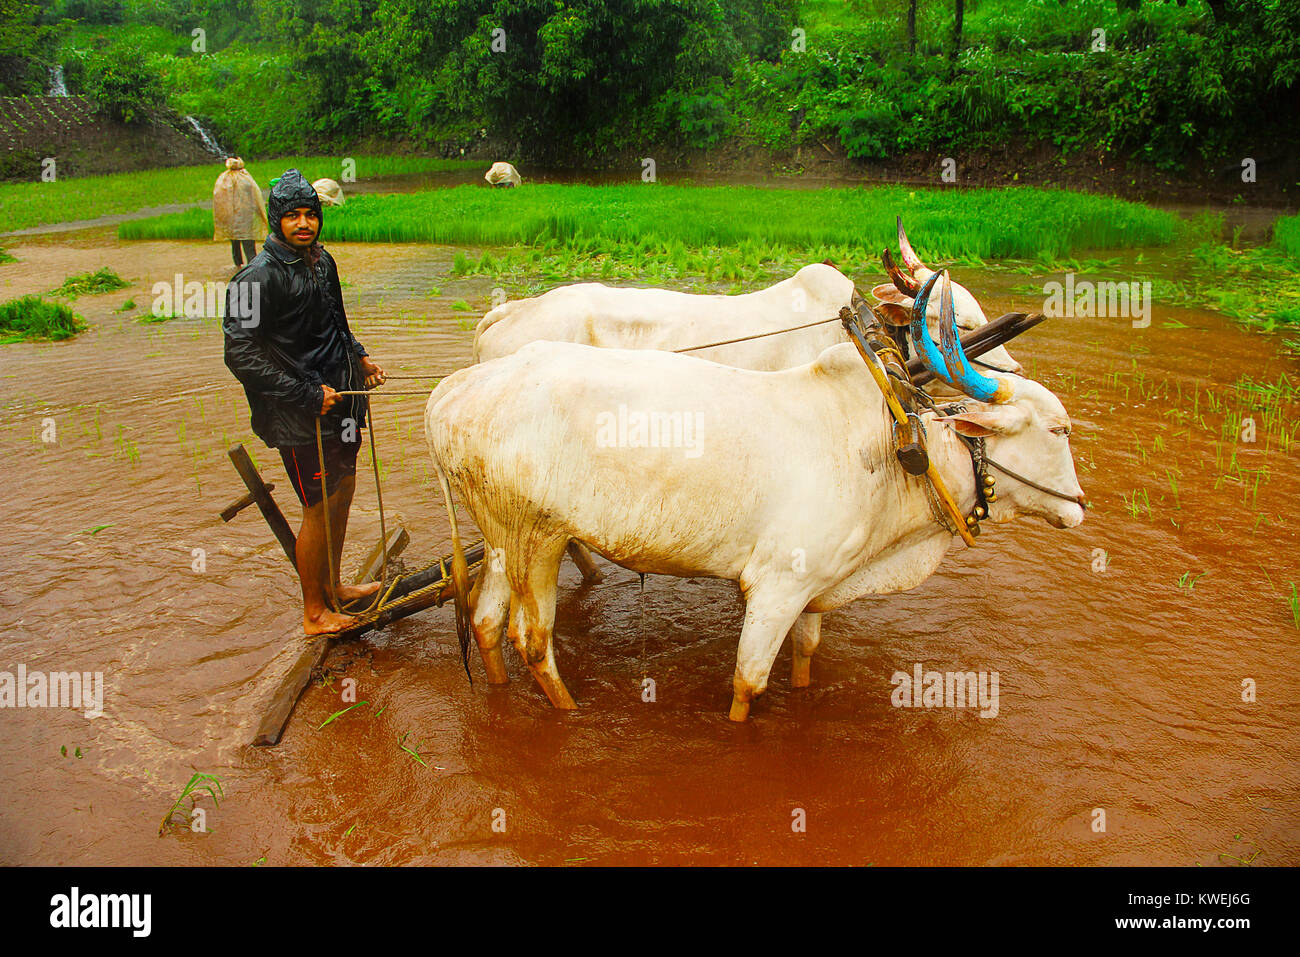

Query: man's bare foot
304 609 356 636
335 580 382 603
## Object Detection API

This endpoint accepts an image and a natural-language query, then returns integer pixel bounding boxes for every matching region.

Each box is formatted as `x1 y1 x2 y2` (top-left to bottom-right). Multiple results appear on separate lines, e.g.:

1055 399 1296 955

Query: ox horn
912 271 1014 403
882 247 920 297
897 216 929 275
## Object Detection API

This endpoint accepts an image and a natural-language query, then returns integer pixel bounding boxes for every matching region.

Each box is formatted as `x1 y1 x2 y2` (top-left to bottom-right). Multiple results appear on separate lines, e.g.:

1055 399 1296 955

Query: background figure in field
485 162 522 188
313 178 345 206
213 157 268 270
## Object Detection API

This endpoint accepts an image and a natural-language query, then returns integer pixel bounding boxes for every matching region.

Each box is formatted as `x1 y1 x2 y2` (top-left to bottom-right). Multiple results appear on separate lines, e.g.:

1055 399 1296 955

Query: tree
0 0 53 94
951 0 965 61
83 52 164 125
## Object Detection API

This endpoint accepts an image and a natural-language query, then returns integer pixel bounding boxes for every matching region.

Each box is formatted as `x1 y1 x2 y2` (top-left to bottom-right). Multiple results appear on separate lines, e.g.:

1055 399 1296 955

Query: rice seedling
112 425 139 464
1287 583 1299 630
158 772 223 836
1176 571 1206 591
49 268 129 299
319 700 369 730
397 732 429 768
1121 488 1152 518
1165 467 1180 508
0 295 85 343
120 184 1179 259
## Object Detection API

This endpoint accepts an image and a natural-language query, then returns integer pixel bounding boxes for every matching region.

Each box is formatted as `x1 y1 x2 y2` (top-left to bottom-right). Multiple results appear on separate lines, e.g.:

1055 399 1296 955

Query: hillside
0 94 219 180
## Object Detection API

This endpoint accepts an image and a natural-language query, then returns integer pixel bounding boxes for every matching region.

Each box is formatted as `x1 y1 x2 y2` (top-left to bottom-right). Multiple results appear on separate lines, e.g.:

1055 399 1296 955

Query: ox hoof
728 696 751 722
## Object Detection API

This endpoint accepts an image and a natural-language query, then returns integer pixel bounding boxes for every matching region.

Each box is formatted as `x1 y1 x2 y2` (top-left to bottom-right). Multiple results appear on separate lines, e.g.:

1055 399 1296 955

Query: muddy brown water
0 227 1296 866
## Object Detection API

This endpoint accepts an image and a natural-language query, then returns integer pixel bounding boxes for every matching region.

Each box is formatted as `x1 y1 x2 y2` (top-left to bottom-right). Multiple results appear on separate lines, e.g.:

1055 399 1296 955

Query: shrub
82 50 163 125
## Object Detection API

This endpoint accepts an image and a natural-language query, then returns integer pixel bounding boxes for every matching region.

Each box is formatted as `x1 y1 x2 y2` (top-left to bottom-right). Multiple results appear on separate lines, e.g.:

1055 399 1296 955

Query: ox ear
936 404 1028 437
871 283 911 306
874 302 911 328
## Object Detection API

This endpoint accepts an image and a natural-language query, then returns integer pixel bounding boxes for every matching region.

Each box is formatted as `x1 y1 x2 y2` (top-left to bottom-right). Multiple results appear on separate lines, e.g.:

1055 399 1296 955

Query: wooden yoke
839 306 977 547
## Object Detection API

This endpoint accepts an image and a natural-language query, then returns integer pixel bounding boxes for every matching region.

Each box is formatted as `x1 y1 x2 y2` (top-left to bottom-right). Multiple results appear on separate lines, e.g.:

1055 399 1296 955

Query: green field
119 183 1179 260
0 157 479 234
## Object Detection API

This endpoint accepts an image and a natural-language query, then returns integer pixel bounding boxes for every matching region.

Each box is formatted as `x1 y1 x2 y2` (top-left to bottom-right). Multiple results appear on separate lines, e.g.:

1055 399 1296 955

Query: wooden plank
353 526 410 584
252 543 487 746
219 483 276 522
251 637 329 747
227 444 298 565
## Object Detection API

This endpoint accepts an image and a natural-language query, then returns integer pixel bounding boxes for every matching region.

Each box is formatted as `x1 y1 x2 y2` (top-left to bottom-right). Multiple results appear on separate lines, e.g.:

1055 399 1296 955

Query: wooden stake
226 444 298 565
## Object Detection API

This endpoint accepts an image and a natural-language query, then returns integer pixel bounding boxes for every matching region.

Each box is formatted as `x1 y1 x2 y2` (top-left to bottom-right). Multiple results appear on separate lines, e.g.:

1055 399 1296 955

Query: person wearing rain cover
223 169 387 635
213 157 268 270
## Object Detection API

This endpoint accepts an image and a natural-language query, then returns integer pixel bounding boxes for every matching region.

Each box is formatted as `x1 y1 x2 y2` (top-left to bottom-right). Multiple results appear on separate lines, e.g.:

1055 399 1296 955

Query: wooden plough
220 444 482 746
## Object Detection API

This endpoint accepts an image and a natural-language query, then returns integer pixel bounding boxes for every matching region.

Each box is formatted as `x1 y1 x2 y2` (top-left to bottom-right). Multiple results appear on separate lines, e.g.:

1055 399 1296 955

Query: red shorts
279 436 360 507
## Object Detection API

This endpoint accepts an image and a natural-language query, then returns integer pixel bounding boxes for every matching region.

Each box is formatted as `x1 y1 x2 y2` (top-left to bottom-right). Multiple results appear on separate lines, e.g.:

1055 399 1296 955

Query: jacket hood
267 169 323 239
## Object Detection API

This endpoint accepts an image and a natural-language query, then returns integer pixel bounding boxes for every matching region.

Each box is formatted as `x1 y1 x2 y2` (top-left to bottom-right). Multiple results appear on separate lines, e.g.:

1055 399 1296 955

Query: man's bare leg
298 496 355 635
326 473 381 605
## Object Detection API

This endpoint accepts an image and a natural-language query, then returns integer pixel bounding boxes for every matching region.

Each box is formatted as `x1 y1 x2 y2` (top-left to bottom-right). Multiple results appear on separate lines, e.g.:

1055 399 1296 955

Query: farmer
213 157 268 270
222 169 387 635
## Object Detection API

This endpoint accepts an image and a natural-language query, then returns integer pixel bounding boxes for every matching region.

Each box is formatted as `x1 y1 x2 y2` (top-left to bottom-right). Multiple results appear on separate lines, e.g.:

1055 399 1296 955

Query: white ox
427 272 1085 720
473 226 1022 583
475 254 1021 376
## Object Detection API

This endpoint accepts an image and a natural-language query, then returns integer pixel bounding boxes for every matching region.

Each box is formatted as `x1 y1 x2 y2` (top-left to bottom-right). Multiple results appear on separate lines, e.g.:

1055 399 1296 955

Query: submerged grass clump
49 267 130 298
119 183 1178 259
0 295 85 343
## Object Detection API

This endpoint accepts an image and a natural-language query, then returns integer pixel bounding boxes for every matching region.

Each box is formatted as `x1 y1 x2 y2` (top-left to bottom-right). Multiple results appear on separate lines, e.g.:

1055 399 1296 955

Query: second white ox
473 219 1020 375
428 272 1085 720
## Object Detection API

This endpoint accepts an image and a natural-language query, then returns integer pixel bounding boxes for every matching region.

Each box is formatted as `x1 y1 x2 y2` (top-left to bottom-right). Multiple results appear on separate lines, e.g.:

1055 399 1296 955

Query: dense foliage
12 0 1300 171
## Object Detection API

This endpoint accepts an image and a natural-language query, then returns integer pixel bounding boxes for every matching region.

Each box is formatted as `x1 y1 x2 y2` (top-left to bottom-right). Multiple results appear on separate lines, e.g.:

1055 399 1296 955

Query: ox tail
435 461 474 683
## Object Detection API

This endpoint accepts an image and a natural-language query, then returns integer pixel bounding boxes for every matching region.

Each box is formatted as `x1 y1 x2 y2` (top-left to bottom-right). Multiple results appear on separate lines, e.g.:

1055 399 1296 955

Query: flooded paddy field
0 225 1296 866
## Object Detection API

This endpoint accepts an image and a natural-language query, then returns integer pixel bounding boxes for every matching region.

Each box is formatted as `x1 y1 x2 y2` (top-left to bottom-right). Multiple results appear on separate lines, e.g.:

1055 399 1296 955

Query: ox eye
1051 426 1071 437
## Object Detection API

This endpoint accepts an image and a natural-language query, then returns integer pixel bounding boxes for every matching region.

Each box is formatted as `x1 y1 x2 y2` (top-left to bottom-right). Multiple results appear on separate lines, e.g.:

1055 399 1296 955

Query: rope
672 315 840 354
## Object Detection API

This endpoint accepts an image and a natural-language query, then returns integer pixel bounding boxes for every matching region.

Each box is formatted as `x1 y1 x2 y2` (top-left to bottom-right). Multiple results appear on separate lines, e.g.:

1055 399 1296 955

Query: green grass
0 296 85 343
49 267 129 298
0 156 480 234
1274 215 1300 262
119 182 1178 256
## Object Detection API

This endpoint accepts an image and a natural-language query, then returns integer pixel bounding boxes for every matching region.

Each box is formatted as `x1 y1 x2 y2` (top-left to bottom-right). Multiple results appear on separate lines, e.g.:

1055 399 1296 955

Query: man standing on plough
223 169 387 635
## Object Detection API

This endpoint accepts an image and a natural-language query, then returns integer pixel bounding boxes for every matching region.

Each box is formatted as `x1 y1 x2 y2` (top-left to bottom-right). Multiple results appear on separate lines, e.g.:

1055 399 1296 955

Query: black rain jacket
222 173 368 449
